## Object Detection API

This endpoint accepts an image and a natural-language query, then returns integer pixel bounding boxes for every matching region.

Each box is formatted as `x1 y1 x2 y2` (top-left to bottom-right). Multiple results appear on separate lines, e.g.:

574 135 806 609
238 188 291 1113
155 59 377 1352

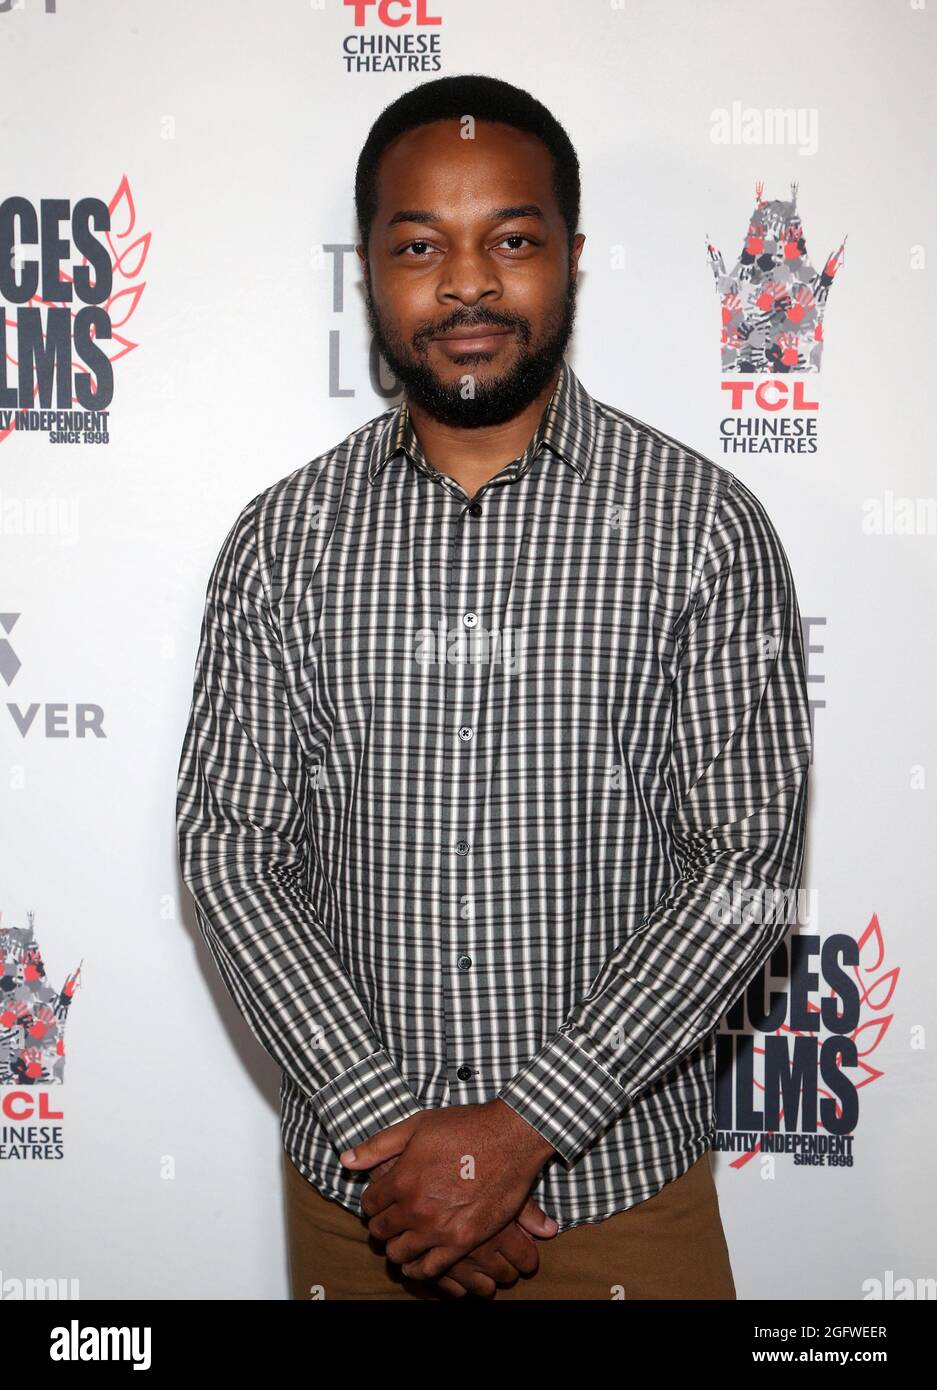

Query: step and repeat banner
2 0 934 1302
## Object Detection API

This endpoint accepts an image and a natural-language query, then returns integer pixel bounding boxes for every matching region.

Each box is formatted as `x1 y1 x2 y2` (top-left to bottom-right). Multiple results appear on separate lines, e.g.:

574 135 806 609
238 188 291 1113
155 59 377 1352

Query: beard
363 270 578 428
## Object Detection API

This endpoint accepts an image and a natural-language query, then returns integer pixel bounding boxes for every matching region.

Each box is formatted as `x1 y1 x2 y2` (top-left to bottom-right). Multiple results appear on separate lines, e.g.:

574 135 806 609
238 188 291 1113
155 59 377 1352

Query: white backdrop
2 0 935 1301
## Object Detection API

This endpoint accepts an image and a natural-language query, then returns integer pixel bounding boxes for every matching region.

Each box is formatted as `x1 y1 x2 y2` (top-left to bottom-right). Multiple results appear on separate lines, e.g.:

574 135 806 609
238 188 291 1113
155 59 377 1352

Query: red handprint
23 947 44 983
782 222 805 261
775 331 801 368
15 1044 45 1082
28 1004 59 1042
755 277 786 314
721 290 743 327
745 220 765 258
0 998 30 1030
786 285 816 325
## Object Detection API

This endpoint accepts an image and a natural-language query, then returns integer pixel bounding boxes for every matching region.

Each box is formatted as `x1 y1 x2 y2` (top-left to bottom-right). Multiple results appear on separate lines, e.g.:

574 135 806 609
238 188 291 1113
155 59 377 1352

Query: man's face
357 118 585 428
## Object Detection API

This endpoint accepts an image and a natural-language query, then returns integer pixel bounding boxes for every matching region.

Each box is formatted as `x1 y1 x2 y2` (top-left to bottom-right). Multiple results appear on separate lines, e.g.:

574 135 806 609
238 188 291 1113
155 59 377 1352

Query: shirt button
468 501 483 516
462 611 478 629
457 726 473 741
457 954 472 971
455 840 469 855
456 1065 473 1081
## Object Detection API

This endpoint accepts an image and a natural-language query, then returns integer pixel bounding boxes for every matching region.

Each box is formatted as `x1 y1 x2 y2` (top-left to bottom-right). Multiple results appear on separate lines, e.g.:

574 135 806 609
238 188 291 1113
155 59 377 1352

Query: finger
359 1182 393 1220
464 1245 518 1286
338 1113 419 1169
400 1244 464 1281
359 1166 405 1218
439 1261 497 1298
495 1223 540 1277
355 1156 400 1212
383 1226 438 1267
435 1274 471 1298
464 1223 535 1282
366 1201 412 1242
515 1197 559 1238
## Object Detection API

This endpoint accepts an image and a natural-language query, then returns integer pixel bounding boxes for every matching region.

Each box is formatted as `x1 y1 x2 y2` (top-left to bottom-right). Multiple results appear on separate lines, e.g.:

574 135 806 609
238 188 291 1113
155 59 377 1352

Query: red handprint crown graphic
707 181 846 373
0 910 81 1085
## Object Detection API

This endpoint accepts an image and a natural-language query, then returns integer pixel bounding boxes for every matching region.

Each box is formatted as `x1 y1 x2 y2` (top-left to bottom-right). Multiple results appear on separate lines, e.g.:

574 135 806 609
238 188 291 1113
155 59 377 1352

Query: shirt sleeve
175 494 423 1155
496 474 813 1166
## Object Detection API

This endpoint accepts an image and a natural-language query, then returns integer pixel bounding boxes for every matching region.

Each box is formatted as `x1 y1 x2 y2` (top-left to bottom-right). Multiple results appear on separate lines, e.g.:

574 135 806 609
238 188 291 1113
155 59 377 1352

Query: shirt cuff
496 1030 631 1167
311 1049 423 1155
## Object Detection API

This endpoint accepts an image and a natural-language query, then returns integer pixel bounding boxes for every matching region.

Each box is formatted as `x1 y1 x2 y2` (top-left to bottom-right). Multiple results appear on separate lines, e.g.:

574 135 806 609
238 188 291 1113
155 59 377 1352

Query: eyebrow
385 204 546 229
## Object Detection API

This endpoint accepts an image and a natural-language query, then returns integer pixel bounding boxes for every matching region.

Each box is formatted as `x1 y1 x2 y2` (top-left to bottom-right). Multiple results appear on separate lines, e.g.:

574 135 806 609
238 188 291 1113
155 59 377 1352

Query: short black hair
354 74 581 263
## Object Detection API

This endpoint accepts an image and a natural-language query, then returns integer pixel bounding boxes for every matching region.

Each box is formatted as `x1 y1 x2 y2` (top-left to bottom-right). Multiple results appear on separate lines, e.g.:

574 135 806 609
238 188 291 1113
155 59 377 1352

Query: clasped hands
339 1098 558 1298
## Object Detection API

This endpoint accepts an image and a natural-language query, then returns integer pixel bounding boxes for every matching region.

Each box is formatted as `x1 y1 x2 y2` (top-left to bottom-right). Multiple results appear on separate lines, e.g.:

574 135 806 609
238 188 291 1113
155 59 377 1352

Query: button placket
443 493 488 1093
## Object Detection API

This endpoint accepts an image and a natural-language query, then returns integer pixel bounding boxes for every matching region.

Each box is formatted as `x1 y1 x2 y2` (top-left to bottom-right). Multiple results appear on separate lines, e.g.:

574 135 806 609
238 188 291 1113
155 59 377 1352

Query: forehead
374 119 556 214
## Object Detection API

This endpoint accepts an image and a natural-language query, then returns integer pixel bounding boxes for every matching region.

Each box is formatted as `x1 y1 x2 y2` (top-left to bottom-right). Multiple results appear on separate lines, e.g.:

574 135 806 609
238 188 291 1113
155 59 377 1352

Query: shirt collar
367 357 597 486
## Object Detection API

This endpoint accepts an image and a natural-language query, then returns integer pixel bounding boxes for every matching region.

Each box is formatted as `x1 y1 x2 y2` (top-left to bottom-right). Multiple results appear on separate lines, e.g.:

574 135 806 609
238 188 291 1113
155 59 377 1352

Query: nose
436 240 503 309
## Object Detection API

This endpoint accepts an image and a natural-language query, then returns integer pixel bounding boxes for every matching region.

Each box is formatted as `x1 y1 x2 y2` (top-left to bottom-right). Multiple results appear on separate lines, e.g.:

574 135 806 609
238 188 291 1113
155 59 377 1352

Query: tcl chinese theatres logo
707 180 845 373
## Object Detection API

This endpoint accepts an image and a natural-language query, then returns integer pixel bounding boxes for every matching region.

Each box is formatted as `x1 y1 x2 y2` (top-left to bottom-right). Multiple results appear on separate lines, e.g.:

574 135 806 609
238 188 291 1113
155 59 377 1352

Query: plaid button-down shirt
176 359 812 1231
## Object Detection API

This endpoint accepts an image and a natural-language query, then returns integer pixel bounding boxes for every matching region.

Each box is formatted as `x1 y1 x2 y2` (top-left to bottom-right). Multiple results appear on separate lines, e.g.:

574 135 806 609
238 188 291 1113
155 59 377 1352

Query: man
176 74 812 1300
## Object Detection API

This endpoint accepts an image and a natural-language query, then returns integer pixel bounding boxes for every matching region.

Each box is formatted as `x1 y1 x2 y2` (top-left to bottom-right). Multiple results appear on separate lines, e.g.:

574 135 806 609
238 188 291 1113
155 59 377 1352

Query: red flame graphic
1 174 149 444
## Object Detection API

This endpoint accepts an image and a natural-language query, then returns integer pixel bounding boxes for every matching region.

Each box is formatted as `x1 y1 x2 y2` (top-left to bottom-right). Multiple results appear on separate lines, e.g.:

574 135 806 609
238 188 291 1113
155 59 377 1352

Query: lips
433 326 512 341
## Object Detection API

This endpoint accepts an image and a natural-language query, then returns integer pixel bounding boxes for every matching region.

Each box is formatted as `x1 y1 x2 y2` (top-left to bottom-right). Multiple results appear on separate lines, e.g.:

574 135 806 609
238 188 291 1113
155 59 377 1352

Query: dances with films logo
0 174 149 446
706 180 846 457
0 910 81 1161
715 908 897 1172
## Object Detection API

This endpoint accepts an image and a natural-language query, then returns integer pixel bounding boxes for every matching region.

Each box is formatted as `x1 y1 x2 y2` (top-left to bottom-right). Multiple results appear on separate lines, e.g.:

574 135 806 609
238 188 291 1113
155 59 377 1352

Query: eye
398 240 439 257
396 234 537 257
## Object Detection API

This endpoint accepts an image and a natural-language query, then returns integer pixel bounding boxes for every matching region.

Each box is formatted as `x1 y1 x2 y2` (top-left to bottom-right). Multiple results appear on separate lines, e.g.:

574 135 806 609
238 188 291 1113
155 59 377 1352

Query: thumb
338 1112 420 1169
516 1196 559 1238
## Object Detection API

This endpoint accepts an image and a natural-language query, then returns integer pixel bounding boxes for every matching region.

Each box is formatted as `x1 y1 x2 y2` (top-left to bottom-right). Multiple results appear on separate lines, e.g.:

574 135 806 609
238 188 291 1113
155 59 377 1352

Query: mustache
415 312 525 344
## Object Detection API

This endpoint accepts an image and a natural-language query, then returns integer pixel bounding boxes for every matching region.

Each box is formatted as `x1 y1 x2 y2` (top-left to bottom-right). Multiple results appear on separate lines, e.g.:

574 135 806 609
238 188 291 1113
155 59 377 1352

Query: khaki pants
282 1147 737 1300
